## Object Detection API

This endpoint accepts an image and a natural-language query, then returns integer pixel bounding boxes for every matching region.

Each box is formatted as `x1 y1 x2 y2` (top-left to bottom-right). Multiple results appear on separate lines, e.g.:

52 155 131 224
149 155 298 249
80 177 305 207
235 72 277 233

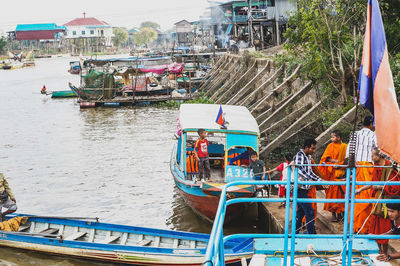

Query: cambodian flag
215 105 225 127
359 0 400 163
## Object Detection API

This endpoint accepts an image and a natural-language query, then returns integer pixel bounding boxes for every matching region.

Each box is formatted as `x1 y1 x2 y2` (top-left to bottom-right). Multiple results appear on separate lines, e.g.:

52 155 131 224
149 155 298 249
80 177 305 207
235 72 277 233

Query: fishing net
82 69 114 89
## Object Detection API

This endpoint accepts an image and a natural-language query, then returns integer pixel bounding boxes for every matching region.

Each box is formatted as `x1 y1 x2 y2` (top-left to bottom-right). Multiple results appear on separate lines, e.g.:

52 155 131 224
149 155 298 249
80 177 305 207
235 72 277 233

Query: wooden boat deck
18 219 208 249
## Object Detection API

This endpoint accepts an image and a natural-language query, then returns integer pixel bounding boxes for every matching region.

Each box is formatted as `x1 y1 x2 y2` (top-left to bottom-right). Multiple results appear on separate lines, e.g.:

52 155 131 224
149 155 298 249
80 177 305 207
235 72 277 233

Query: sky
0 0 212 35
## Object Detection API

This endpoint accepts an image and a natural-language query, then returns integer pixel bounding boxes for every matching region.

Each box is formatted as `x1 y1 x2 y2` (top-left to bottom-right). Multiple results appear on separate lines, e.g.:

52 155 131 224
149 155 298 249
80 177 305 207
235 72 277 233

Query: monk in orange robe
355 149 396 254
318 130 347 222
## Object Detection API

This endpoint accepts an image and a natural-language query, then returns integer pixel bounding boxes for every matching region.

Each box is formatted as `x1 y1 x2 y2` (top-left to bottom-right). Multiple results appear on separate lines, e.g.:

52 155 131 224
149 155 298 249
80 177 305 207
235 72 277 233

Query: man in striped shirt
294 138 325 234
345 116 376 234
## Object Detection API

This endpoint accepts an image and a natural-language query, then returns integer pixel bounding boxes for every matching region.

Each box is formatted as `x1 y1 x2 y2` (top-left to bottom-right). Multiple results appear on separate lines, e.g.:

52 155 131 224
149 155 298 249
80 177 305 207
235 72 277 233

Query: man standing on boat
345 116 376 234
294 139 325 234
0 173 17 221
194 129 211 181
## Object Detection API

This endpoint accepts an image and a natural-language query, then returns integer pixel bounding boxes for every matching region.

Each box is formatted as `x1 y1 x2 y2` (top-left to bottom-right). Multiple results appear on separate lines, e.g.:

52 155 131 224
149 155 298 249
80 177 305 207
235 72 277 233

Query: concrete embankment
198 50 359 161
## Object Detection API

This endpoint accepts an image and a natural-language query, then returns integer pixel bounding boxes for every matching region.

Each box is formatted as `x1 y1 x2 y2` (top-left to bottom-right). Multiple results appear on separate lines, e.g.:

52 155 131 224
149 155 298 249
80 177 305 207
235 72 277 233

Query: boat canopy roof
179 104 259 134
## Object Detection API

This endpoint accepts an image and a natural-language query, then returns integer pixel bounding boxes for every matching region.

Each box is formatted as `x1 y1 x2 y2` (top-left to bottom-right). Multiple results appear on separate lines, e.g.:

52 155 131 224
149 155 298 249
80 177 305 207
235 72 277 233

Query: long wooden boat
171 104 259 223
51 91 77 98
1 214 253 265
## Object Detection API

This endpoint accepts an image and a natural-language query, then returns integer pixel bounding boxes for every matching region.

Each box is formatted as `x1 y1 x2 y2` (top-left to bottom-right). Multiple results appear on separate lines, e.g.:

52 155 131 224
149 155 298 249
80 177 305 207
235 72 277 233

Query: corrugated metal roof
16 23 65 32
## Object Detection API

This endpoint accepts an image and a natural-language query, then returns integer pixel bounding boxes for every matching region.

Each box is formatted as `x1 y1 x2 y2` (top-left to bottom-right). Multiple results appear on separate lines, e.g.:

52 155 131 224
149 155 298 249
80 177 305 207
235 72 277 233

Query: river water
0 56 261 265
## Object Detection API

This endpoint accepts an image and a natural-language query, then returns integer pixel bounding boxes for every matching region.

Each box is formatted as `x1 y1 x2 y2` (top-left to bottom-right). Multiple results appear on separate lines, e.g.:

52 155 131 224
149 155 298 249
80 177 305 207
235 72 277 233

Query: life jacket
228 153 241 166
186 151 199 174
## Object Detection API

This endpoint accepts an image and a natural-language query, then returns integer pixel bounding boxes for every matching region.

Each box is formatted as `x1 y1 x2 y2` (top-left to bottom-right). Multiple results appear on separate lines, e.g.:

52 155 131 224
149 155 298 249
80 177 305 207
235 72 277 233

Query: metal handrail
203 165 400 266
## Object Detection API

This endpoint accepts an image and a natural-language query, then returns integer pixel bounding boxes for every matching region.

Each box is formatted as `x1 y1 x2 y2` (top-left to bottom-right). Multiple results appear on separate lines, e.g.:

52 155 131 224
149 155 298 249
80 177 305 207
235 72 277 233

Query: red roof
64 17 109 27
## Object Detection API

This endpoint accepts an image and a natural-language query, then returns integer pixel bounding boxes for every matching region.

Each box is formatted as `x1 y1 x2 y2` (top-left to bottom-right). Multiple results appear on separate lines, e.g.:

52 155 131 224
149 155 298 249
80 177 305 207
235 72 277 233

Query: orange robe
318 142 347 213
369 160 393 244
353 161 373 234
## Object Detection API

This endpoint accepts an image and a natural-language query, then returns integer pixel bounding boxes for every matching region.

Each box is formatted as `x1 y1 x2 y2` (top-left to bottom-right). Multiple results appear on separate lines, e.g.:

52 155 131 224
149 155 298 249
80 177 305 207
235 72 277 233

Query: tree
0 37 8 54
284 0 367 104
112 28 129 48
140 21 160 30
134 27 158 48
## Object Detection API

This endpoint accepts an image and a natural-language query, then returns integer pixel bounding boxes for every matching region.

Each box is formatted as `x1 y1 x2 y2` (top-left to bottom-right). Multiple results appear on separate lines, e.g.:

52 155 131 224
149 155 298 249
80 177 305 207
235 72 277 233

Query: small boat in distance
68 61 81 75
171 104 260 223
0 214 252 265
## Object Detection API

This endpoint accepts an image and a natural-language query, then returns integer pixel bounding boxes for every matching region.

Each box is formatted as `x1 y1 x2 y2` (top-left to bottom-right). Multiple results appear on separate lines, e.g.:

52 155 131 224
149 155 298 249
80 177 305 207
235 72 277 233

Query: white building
63 14 113 53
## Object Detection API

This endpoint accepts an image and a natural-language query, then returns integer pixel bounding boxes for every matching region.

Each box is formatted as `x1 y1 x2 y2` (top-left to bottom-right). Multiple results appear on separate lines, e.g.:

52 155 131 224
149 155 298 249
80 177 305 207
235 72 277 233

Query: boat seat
39 228 59 235
137 239 152 246
99 235 120 244
249 254 266 266
64 231 87 241
18 224 30 232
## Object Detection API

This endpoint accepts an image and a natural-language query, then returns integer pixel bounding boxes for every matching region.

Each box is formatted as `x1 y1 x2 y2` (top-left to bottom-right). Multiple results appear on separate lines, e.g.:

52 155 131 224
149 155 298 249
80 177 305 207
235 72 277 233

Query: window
82 30 85 35
72 31 76 36
90 30 94 35
101 30 104 36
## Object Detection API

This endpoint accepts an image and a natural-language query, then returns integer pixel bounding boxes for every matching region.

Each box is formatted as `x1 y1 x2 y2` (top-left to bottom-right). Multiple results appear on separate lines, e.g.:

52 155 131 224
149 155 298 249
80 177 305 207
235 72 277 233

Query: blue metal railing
203 164 400 265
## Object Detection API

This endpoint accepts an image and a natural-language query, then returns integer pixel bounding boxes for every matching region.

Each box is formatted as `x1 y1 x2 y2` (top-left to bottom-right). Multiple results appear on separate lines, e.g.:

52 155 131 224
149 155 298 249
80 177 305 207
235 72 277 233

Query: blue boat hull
0 214 252 265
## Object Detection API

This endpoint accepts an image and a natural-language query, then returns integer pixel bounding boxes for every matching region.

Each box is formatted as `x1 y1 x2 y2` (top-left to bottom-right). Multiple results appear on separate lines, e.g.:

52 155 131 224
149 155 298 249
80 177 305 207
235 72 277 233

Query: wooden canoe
51 91 77 98
0 214 253 265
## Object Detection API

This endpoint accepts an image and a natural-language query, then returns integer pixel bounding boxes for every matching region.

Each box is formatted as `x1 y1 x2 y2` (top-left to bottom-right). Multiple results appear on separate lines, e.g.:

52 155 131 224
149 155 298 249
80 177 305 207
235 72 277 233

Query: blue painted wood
3 214 252 257
254 238 379 254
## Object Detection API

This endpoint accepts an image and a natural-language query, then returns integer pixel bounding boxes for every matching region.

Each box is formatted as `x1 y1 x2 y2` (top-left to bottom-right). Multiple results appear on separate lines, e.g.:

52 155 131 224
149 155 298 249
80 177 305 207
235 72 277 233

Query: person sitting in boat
249 151 266 181
41 85 46 94
0 173 17 221
377 196 400 262
194 129 210 181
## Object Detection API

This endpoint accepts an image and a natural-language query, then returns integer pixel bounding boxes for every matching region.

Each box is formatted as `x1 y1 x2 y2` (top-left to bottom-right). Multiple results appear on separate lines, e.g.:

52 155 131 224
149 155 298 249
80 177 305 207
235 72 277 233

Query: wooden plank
153 236 160 247
64 231 87 241
173 239 179 249
29 222 35 233
39 228 59 235
137 239 152 246
120 233 128 245
58 225 65 235
18 224 30 232
99 235 120 244
88 228 95 242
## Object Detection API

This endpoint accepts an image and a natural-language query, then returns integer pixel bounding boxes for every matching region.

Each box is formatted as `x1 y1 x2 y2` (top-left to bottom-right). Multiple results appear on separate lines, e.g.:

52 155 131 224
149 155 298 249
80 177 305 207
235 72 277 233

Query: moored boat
171 104 259 223
51 90 77 98
0 214 252 265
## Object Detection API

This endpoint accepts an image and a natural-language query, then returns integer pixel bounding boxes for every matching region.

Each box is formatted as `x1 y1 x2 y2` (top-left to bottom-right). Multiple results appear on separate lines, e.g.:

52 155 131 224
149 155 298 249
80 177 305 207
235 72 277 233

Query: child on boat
194 129 211 181
249 152 266 180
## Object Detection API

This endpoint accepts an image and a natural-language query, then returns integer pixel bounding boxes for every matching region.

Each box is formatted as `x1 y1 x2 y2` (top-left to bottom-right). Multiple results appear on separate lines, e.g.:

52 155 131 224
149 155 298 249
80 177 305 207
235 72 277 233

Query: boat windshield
183 131 258 182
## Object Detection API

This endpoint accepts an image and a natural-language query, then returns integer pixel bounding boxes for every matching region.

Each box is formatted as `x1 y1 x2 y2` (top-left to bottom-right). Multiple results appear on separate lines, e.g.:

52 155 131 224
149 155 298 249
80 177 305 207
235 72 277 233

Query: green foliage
140 21 160 30
320 101 354 128
156 95 213 109
284 0 366 104
0 37 8 54
390 53 400 98
112 28 129 48
134 27 158 48
380 0 400 55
